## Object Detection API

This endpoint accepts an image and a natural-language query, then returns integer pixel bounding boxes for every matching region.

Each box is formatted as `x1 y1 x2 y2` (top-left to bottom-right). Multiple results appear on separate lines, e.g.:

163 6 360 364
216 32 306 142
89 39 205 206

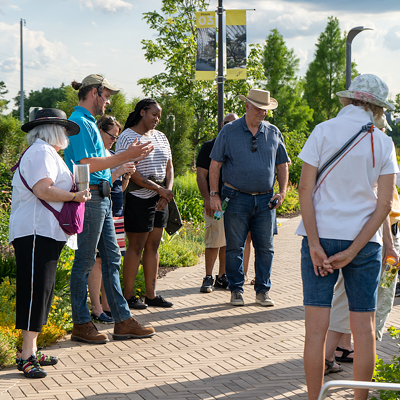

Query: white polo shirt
296 105 398 244
9 139 77 249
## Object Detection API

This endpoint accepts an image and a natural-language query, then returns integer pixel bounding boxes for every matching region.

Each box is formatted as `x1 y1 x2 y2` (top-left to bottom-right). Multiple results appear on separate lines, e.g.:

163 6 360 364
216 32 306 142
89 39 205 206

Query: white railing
317 380 400 400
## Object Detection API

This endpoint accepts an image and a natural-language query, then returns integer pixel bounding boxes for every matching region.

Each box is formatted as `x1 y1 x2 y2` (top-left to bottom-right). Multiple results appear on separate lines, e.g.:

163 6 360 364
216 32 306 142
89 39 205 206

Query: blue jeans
70 192 131 324
222 185 275 294
301 237 381 312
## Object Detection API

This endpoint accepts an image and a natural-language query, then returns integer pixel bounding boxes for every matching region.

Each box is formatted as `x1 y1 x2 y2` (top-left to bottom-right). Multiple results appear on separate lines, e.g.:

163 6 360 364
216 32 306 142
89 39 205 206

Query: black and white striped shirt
116 128 172 199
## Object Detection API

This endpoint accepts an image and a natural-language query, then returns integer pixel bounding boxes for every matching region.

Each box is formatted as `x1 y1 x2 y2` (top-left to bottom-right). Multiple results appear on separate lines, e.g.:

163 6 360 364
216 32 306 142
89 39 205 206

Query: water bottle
213 197 230 220
379 256 398 288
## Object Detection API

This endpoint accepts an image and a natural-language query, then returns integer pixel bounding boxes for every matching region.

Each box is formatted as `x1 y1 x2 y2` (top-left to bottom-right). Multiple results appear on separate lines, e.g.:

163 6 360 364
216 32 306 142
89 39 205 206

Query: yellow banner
195 11 216 80
226 9 246 26
226 10 247 80
196 11 216 28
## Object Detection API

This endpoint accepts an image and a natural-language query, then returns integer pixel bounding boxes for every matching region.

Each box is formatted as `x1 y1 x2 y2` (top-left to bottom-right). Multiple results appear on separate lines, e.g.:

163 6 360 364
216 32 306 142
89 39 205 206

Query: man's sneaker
91 312 115 324
145 295 173 308
112 317 155 340
127 296 148 310
255 291 275 306
18 356 47 379
214 274 229 290
16 350 58 370
71 321 109 344
200 276 214 293
230 291 244 306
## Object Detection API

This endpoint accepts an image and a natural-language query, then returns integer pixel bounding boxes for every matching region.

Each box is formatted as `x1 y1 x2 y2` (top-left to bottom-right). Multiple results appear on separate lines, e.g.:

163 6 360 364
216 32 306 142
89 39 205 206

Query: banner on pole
195 11 216 80
226 10 247 80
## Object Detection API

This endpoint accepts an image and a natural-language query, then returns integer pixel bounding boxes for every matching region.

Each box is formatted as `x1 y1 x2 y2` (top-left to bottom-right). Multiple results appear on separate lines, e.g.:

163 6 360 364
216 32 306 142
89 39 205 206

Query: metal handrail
317 380 400 400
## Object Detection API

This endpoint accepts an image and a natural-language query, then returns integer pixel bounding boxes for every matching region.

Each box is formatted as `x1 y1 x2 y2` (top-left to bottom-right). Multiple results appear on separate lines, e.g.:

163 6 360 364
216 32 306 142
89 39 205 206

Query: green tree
139 0 264 163
0 82 10 114
156 95 194 176
303 16 358 130
13 85 67 122
262 28 313 134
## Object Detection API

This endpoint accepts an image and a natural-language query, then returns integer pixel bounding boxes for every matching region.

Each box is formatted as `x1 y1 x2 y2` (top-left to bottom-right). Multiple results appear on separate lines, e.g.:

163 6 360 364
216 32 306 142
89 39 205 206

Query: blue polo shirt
65 106 112 185
210 115 289 193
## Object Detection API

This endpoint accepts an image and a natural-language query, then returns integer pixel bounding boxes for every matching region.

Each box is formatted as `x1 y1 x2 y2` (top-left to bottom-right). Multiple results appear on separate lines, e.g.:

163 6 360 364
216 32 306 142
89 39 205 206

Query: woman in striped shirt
116 99 174 309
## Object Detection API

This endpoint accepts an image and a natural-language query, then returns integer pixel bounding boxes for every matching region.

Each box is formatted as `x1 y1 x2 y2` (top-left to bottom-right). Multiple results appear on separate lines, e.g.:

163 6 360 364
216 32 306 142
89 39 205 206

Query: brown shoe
71 321 109 344
112 318 155 340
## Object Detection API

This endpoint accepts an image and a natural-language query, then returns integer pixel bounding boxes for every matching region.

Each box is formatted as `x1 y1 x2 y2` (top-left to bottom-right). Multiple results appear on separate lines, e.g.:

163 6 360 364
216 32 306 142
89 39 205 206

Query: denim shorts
301 237 382 312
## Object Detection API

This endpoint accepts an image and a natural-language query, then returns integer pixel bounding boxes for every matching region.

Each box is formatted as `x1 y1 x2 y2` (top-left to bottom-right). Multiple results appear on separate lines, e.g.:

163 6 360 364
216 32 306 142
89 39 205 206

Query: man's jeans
70 192 131 324
222 186 275 294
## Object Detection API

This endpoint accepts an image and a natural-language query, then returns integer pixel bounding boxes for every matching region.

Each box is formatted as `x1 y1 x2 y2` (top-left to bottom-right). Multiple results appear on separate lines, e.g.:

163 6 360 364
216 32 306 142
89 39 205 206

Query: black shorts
124 193 168 233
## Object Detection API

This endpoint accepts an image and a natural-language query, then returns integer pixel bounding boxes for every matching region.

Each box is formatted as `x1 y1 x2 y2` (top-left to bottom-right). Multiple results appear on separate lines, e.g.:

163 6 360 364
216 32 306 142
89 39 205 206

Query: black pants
13 235 65 332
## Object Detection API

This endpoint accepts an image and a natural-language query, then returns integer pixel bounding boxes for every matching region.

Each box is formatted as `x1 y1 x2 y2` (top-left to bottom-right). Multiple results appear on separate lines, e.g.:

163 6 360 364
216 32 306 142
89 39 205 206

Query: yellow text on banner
196 11 216 28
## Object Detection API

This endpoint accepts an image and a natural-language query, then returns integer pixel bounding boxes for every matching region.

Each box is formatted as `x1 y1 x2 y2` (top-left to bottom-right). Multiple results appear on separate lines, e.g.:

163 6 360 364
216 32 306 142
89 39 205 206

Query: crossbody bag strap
316 122 373 182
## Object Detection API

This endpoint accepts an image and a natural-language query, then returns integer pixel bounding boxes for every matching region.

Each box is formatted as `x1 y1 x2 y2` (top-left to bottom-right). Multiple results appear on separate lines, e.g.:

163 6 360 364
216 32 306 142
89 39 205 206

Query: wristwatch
210 191 219 196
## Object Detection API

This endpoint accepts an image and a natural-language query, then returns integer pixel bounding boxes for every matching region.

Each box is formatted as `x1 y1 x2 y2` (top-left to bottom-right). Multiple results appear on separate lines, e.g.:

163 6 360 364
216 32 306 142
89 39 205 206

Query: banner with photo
195 11 216 80
226 10 247 80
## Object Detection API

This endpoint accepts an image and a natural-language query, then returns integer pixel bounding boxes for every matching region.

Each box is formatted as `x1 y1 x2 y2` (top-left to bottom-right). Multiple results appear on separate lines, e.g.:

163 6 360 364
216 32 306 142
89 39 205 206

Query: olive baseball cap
80 74 120 95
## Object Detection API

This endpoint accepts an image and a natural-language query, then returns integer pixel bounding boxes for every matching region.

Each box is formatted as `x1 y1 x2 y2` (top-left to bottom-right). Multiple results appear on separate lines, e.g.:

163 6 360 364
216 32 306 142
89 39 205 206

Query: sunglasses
223 120 230 126
104 130 118 141
251 136 258 153
99 116 117 132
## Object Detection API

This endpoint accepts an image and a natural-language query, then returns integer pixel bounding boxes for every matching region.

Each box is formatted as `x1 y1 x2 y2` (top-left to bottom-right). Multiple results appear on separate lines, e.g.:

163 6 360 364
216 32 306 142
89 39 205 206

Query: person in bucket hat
10 108 91 379
296 73 398 399
209 88 289 307
64 75 156 344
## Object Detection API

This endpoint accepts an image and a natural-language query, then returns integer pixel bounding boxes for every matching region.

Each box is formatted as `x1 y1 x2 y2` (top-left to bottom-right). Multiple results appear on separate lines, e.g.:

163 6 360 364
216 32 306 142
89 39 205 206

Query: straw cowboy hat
238 89 278 110
21 108 80 136
336 74 394 111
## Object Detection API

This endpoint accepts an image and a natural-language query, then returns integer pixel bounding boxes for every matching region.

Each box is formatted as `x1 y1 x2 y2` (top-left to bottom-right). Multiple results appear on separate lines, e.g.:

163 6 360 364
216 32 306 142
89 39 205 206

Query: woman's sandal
324 359 343 375
335 346 354 362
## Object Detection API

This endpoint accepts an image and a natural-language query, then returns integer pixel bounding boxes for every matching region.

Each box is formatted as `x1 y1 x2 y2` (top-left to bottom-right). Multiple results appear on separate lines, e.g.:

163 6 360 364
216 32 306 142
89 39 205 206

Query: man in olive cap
210 89 289 307
64 74 155 343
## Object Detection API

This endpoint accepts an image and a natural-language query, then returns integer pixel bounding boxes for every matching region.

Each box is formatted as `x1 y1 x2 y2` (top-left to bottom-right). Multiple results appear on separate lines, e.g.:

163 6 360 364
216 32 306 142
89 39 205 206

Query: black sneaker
126 296 148 310
200 275 214 293
214 274 229 290
18 355 47 379
145 295 173 308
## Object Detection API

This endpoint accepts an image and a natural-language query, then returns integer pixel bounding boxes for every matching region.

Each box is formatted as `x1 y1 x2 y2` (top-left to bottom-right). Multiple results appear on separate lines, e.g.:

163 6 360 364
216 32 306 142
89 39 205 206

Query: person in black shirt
196 113 239 293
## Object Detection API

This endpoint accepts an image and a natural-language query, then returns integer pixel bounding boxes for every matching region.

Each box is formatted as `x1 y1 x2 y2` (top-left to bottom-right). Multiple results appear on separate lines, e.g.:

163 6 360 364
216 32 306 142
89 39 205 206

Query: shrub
371 326 400 400
276 182 300 216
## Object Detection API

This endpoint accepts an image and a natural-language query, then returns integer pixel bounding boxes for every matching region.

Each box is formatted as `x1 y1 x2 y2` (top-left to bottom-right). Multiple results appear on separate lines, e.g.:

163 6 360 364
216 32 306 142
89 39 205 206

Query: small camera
269 198 278 209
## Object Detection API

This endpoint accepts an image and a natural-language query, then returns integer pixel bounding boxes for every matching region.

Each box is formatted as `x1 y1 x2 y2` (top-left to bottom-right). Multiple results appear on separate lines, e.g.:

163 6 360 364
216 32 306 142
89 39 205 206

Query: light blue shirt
210 116 289 193
65 106 112 185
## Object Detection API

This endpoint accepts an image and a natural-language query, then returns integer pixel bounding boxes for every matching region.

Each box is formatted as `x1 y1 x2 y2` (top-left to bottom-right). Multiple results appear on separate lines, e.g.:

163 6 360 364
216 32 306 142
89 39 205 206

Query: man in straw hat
209 89 289 306
64 74 156 344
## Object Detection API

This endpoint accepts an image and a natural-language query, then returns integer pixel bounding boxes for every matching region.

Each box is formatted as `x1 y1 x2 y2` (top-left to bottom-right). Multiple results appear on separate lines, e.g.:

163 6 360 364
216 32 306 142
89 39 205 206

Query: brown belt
224 182 272 196
89 185 99 190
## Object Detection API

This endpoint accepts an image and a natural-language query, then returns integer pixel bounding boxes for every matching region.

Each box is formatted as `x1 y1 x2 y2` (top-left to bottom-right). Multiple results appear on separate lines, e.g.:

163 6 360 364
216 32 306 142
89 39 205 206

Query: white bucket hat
336 74 394 111
238 89 278 110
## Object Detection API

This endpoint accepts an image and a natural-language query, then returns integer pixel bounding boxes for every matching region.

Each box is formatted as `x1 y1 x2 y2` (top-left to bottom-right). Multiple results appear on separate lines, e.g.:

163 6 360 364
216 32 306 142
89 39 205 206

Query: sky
1 0 400 110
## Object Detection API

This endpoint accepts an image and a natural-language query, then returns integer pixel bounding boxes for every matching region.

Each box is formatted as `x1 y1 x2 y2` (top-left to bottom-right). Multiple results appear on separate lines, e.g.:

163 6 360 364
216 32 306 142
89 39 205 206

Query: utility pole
20 18 26 122
217 0 224 132
346 26 372 89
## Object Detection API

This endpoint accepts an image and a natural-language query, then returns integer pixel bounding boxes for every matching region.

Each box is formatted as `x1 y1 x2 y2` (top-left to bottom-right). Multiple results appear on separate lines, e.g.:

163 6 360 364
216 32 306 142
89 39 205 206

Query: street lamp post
217 0 224 132
346 26 373 89
20 18 26 122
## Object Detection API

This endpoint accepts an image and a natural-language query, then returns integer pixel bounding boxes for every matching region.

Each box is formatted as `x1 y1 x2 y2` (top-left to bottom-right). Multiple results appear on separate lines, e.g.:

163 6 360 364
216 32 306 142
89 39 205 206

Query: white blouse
9 139 77 249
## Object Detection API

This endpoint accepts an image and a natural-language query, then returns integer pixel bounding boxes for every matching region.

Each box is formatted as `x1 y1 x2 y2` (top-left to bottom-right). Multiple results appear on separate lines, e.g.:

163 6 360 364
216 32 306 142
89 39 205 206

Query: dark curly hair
123 99 160 130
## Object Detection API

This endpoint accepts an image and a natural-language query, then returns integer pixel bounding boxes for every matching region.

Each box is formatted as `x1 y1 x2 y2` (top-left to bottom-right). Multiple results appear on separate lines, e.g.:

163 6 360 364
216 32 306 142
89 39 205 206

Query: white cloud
92 21 98 27
9 4 20 10
80 42 92 47
79 0 132 13
383 26 400 51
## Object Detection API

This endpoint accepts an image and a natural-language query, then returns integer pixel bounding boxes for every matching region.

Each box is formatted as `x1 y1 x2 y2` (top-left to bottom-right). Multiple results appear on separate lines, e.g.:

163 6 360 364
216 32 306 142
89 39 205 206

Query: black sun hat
21 108 80 136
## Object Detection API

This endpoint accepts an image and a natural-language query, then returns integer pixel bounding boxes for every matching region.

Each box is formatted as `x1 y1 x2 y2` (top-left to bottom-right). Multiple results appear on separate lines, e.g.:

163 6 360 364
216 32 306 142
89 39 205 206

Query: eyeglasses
104 130 118 141
223 120 230 126
251 136 258 152
100 116 116 131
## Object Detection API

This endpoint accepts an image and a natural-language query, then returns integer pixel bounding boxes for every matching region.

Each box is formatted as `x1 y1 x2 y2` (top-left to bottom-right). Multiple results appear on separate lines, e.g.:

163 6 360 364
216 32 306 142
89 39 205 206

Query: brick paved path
1 216 400 400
